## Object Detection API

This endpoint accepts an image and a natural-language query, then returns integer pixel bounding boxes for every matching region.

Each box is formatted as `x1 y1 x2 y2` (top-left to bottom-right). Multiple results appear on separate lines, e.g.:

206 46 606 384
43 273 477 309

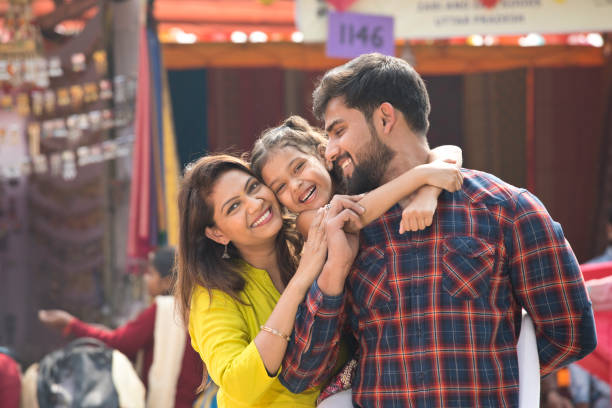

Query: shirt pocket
350 248 392 312
441 236 496 300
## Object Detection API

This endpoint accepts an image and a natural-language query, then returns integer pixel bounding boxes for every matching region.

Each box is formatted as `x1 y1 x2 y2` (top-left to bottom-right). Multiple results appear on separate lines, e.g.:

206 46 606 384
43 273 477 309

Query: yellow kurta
189 263 320 408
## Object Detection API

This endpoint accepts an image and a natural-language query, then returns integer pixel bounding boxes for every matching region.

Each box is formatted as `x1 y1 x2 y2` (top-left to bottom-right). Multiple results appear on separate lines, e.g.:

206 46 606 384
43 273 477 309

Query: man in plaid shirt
280 53 597 407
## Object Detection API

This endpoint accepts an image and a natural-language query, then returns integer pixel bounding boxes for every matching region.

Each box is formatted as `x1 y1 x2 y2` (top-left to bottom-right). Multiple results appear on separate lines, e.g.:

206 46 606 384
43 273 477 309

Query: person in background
39 246 203 408
565 207 612 408
0 347 20 408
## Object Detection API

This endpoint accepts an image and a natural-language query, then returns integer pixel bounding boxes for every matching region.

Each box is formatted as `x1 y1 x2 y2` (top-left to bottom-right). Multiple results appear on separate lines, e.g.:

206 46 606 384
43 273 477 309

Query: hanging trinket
54 118 67 138
71 53 86 73
24 58 36 83
27 122 41 157
70 85 84 109
83 82 98 103
56 88 70 107
44 89 56 114
16 93 30 116
31 90 43 116
48 56 63 77
50 153 62 176
88 110 101 130
33 155 48 174
7 124 20 146
9 60 23 87
99 79 113 100
35 58 49 88
62 151 77 180
21 160 32 177
93 50 108 75
0 60 10 82
113 75 126 103
101 109 113 129
77 145 90 166
0 94 13 111
77 113 89 130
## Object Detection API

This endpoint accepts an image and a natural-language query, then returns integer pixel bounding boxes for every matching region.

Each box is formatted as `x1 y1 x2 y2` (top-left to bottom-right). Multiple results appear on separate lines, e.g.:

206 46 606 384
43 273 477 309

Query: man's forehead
324 98 350 129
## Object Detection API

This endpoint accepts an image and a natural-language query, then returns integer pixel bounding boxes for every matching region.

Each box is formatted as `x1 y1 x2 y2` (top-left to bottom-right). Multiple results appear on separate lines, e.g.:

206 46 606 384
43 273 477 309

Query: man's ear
376 102 396 135
205 226 229 245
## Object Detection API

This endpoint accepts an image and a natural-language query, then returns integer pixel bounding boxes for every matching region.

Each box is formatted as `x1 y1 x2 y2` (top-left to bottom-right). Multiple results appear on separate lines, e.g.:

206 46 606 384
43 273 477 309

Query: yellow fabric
189 263 320 408
160 67 180 246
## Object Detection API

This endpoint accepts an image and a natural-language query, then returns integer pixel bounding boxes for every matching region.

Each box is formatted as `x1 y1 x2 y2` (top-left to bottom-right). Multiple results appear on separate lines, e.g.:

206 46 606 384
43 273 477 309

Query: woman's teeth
252 208 271 227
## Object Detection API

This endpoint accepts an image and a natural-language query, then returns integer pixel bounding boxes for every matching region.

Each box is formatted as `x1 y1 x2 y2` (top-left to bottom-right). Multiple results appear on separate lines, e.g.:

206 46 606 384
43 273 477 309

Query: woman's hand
325 204 360 275
293 208 328 291
38 309 74 331
420 159 463 192
316 204 360 296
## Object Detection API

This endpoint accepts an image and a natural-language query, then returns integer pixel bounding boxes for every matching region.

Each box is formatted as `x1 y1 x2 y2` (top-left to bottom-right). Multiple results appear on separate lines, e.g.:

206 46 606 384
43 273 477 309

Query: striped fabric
281 169 597 408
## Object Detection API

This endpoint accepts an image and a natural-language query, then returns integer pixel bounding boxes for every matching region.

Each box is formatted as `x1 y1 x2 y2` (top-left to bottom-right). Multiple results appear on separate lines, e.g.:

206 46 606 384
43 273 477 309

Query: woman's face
260 146 333 214
205 169 283 249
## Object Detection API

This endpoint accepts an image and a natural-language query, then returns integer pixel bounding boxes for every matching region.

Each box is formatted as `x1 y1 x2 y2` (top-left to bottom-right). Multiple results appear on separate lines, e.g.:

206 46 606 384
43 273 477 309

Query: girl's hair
173 154 303 323
250 115 345 195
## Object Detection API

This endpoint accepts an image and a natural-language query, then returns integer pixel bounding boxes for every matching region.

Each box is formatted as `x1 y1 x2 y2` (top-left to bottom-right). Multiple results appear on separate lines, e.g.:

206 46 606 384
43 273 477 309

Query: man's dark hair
312 53 431 136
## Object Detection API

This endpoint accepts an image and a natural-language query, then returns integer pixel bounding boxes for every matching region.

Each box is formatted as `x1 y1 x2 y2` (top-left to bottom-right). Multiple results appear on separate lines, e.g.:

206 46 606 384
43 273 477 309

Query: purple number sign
326 11 395 59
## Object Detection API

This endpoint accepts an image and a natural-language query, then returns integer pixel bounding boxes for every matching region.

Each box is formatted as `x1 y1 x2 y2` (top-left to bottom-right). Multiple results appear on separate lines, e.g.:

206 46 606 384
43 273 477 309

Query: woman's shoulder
191 285 237 310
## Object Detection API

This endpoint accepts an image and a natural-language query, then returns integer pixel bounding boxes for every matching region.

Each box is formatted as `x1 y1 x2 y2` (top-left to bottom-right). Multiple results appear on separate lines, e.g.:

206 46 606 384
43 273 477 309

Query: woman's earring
222 244 230 259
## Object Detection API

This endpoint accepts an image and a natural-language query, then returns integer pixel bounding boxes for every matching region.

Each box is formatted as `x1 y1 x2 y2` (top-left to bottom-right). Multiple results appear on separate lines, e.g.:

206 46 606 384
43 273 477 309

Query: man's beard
345 123 395 195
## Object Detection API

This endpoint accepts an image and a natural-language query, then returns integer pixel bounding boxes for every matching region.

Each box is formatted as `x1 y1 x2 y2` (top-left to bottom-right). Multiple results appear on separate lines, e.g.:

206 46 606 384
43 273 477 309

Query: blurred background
0 0 611 405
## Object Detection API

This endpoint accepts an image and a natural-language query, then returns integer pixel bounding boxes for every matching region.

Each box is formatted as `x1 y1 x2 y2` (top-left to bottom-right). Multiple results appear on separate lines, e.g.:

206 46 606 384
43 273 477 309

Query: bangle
260 325 291 342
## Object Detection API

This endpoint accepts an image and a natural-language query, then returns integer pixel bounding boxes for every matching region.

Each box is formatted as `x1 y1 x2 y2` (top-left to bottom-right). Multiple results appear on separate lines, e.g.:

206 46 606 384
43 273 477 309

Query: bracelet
260 325 291 342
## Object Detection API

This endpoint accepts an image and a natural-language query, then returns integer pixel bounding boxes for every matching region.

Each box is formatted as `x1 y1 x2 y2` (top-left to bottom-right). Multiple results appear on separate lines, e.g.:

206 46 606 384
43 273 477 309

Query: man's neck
382 134 430 185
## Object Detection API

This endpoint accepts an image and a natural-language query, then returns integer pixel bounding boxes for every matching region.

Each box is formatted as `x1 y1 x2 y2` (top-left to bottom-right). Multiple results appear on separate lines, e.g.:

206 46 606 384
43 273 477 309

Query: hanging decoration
127 4 181 266
325 0 357 12
0 0 47 88
0 4 137 183
478 0 501 9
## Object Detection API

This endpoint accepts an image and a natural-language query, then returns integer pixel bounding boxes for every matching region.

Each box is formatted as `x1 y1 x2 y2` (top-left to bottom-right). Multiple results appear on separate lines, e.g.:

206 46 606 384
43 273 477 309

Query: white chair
517 310 540 407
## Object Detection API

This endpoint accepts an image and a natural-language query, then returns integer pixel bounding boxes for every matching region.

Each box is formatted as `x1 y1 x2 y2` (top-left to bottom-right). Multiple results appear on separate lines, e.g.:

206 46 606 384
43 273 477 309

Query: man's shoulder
459 169 525 209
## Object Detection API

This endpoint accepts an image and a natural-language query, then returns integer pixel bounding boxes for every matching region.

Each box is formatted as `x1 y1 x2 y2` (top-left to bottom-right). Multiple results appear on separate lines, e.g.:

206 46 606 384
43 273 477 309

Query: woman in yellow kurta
174 155 353 407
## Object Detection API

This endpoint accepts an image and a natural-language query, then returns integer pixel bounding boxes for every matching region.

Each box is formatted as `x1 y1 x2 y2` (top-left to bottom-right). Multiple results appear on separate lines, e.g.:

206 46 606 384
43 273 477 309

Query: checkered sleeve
280 280 347 393
507 190 597 375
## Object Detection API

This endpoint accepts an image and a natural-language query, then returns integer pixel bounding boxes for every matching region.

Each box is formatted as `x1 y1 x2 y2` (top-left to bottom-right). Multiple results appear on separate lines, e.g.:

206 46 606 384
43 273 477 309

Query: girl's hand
420 159 463 192
294 208 328 290
399 186 438 233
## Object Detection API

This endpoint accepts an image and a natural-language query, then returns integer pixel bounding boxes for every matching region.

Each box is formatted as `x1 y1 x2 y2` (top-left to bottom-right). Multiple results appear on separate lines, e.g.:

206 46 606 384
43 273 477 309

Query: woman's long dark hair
174 154 303 324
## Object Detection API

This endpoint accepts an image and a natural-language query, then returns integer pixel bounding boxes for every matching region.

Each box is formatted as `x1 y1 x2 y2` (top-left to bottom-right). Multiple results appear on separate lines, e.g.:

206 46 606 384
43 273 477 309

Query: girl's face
204 169 283 250
260 146 333 214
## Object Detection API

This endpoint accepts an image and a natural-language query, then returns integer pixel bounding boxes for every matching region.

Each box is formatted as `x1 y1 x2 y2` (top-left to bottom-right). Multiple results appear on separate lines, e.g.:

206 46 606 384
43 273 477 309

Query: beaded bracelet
260 325 291 342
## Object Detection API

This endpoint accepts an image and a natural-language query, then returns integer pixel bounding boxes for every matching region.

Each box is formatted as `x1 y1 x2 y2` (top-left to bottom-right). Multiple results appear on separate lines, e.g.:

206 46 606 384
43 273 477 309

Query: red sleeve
67 303 156 358
0 354 21 408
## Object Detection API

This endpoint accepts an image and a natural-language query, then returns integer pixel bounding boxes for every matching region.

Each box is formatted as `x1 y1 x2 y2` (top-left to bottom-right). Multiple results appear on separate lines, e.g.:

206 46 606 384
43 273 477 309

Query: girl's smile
260 147 333 214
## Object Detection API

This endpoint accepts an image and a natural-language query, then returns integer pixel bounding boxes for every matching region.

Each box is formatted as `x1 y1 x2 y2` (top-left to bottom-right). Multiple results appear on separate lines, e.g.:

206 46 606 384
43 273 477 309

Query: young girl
251 115 463 237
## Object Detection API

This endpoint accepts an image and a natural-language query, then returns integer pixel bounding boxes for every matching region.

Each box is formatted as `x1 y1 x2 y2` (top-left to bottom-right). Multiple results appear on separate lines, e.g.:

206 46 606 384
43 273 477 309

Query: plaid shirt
281 169 597 407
